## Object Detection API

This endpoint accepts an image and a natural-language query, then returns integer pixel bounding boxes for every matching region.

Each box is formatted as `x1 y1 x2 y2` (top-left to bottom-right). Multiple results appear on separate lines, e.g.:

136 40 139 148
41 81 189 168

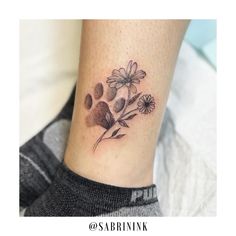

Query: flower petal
115 83 124 89
107 79 115 83
119 68 127 78
130 62 137 76
107 76 121 81
112 69 122 77
111 70 126 81
147 94 152 101
131 78 140 84
132 70 146 80
137 101 144 106
108 81 118 88
126 60 133 75
107 78 124 84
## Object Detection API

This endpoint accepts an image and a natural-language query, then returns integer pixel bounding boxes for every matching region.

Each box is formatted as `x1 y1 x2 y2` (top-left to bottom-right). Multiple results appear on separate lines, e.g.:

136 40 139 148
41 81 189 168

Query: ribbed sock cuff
25 163 158 216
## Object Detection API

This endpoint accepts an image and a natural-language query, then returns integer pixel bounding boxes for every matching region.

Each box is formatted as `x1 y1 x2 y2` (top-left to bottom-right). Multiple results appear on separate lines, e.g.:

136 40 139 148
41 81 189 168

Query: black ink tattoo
84 60 156 151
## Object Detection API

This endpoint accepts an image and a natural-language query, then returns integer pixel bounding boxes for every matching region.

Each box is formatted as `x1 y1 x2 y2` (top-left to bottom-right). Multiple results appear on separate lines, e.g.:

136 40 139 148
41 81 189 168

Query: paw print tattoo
84 60 156 151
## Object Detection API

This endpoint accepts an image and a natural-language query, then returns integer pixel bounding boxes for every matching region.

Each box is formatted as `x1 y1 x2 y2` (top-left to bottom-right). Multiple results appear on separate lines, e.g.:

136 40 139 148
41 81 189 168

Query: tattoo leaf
111 128 120 137
124 113 137 120
114 134 126 139
128 92 142 105
118 120 129 128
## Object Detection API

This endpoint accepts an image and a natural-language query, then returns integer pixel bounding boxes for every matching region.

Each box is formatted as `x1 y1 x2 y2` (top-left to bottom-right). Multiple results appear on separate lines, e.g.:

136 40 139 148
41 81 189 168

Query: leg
65 20 189 187
25 20 189 216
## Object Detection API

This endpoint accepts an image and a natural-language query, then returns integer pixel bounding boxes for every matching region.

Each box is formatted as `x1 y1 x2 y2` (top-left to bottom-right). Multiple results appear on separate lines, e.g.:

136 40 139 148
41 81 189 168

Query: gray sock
24 163 162 216
20 87 75 208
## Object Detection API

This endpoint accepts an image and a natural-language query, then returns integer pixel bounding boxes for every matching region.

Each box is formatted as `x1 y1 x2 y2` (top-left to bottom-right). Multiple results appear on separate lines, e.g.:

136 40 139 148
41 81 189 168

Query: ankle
64 150 154 188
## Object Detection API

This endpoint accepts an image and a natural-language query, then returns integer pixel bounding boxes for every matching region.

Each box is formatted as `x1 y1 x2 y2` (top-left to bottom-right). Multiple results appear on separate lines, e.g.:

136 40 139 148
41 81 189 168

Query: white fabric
154 42 216 216
20 20 216 216
20 20 81 143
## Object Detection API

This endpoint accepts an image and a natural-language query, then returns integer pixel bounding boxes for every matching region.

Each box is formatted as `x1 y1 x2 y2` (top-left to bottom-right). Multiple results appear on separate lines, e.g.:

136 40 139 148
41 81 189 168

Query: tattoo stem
93 86 131 151
93 129 109 151
118 87 131 121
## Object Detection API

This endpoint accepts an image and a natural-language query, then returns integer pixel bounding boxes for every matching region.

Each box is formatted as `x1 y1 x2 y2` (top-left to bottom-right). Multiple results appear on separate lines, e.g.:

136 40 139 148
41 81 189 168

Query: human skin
64 20 189 187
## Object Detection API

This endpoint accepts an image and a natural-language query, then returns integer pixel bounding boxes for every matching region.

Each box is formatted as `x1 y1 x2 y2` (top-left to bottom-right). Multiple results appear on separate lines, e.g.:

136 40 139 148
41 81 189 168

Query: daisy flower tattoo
84 60 157 151
106 60 146 94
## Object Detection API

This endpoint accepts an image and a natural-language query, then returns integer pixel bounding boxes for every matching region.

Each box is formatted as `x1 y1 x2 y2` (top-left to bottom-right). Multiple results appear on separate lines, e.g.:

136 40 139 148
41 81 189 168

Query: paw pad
84 83 117 129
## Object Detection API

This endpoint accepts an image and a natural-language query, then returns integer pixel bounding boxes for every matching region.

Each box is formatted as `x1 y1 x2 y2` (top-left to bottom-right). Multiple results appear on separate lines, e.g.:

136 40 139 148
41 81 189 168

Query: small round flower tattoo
137 94 155 114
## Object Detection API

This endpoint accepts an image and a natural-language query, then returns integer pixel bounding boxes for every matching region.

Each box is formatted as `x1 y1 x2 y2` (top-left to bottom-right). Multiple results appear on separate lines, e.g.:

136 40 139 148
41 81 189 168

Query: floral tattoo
84 60 156 151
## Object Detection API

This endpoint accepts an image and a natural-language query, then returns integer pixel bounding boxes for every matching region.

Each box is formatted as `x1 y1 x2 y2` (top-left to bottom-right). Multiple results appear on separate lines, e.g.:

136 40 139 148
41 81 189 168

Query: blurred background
185 20 216 69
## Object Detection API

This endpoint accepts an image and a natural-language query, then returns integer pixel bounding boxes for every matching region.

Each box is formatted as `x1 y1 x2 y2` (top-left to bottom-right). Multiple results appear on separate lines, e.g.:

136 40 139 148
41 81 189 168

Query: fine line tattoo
84 60 156 151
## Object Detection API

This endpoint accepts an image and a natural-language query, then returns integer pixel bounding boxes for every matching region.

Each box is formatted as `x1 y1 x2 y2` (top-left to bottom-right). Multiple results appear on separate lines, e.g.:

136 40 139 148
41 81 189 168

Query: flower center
125 77 132 83
144 101 150 107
